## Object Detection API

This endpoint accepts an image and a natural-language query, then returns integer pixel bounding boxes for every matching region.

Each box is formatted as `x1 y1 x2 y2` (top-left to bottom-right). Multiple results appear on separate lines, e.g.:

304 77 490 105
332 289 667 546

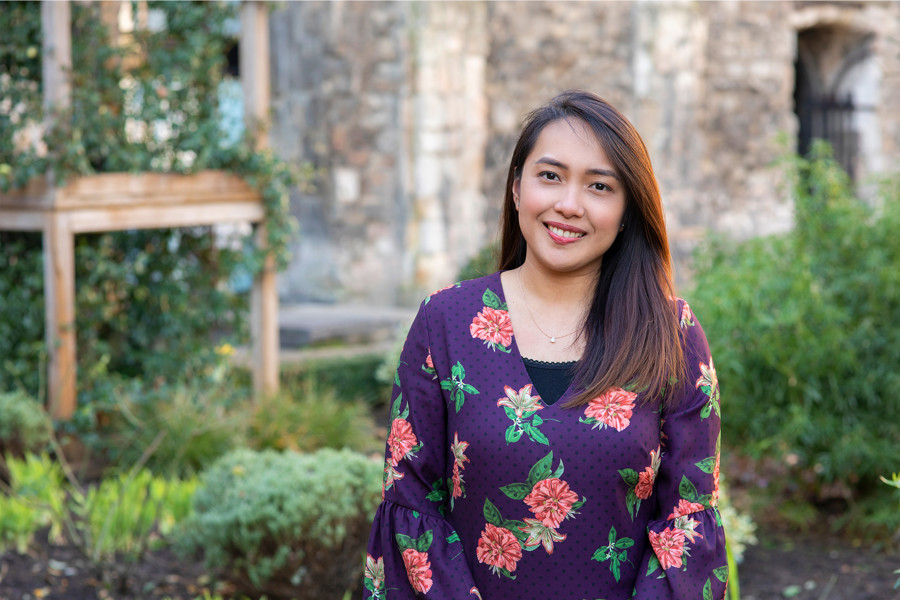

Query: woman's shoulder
420 271 504 313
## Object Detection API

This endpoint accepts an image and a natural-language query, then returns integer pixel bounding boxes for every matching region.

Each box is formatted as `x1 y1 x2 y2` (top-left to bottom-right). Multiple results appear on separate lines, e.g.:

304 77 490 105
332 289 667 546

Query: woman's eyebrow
535 157 619 180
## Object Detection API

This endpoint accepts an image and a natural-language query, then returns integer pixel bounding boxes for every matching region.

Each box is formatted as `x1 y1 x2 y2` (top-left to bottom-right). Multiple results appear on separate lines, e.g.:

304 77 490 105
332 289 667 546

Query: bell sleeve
632 302 729 600
363 300 480 599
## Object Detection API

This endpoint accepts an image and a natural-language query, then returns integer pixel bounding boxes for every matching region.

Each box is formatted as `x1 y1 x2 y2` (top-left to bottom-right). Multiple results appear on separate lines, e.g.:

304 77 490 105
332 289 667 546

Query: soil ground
0 529 897 600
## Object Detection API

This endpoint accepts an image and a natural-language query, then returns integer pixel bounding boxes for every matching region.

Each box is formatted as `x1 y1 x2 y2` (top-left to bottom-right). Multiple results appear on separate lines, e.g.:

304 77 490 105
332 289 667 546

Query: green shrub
0 453 65 553
246 378 381 455
691 143 900 500
457 241 499 281
0 390 52 457
69 469 199 563
283 353 390 408
85 377 248 478
179 448 382 600
882 473 900 588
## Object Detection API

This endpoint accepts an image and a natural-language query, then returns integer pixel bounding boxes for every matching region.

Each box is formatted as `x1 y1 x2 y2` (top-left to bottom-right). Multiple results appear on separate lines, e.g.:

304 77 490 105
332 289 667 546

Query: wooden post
44 211 77 419
240 1 270 151
42 1 75 417
241 1 279 399
41 0 72 116
251 225 279 398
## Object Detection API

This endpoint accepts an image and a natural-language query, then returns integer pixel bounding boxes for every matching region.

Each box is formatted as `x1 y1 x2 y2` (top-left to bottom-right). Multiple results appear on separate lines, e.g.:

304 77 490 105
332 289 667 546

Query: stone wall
267 0 900 304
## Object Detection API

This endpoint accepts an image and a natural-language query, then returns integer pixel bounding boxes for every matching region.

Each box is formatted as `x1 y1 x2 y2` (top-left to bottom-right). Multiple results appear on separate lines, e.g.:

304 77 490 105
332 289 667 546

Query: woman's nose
554 186 585 218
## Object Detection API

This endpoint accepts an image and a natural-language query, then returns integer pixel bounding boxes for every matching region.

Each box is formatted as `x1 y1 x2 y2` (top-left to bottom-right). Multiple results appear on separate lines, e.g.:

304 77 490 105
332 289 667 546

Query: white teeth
547 225 584 239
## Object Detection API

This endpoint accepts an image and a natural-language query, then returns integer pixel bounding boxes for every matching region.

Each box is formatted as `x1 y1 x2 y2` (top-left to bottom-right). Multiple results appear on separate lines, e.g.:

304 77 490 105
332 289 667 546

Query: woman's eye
591 182 611 192
538 171 560 181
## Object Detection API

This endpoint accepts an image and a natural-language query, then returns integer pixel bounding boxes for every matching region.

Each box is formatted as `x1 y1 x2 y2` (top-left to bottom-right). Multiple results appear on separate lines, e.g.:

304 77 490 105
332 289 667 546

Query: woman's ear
512 178 521 210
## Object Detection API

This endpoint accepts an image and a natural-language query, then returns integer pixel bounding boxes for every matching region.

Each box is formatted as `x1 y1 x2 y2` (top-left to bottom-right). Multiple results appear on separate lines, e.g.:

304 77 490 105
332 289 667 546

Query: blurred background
1 1 899 599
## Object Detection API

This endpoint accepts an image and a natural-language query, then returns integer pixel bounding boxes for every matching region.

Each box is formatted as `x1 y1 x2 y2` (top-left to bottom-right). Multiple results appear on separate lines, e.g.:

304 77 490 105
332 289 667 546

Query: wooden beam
240 1 270 151
43 212 77 419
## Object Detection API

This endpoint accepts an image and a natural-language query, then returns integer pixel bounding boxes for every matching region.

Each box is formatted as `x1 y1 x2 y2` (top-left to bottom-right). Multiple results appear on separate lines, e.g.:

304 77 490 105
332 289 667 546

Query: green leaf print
502 519 528 543
482 288 508 311
498 567 516 580
440 361 480 413
624 488 640 520
695 456 716 473
505 424 523 444
592 526 634 582
527 452 554 486
713 565 728 582
426 478 449 515
500 482 532 500
395 533 415 552
447 531 460 544
679 474 699 503
703 578 713 600
618 468 639 487
483 497 502 526
525 423 550 445
415 530 434 553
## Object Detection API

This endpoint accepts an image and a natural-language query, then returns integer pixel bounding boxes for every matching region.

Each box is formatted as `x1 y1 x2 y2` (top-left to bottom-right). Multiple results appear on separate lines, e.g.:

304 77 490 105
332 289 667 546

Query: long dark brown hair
499 90 685 409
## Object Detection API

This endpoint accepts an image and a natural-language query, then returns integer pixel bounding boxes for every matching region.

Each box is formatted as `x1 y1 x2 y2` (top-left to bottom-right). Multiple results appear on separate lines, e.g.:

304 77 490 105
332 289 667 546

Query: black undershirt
521 357 578 406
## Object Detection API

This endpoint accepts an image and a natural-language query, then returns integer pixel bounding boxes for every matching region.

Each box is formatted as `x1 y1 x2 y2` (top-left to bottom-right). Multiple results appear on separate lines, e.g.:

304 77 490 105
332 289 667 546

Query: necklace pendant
549 336 556 343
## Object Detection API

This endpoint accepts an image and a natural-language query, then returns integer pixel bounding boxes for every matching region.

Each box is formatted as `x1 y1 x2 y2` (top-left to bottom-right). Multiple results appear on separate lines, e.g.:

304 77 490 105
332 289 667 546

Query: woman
363 91 726 599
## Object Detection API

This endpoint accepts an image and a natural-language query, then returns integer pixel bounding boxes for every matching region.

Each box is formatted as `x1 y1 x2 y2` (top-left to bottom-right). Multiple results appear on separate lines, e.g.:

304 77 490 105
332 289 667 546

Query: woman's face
514 118 627 278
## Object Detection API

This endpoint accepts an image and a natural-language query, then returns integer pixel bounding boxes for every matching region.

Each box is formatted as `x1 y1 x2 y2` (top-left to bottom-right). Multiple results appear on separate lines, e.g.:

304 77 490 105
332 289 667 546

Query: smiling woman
363 91 727 600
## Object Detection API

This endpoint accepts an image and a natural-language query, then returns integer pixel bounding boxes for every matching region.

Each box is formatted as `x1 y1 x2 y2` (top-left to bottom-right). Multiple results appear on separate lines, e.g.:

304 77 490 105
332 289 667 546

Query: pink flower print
469 588 483 600
584 387 637 432
497 384 543 419
524 477 579 528
668 498 706 520
365 554 385 592
401 548 433 594
519 517 567 554
429 284 455 297
382 461 404 497
673 514 704 543
476 523 523 574
425 352 434 370
649 526 686 570
712 451 720 507
388 418 418 466
450 432 470 499
470 306 513 349
680 302 695 328
635 466 656 500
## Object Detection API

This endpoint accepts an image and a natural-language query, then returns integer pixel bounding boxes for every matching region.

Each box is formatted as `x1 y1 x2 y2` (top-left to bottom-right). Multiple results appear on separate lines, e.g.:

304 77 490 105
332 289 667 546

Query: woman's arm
364 300 480 599
632 301 729 600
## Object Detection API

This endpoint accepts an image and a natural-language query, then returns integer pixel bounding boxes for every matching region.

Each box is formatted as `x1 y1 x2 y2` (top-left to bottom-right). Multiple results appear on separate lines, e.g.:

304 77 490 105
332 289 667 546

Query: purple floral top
364 272 727 600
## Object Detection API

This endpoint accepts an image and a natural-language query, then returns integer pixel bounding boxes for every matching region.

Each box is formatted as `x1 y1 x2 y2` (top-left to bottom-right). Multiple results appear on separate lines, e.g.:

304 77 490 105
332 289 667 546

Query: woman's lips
545 222 586 243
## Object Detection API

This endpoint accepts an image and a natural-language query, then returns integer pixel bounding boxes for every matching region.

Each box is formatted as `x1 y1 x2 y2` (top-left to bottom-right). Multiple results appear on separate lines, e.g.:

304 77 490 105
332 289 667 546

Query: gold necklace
516 269 580 344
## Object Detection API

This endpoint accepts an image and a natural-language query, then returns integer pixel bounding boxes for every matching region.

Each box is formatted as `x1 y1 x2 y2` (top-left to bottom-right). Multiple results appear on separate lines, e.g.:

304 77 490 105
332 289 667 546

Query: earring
619 223 625 231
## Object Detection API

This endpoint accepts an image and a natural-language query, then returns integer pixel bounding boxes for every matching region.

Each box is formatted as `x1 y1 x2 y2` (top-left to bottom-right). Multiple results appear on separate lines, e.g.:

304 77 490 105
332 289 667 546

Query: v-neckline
494 271 580 409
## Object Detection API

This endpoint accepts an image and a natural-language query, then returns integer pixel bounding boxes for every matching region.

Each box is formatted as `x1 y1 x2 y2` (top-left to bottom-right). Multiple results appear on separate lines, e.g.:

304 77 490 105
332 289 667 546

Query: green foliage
68 469 198 563
179 448 382 600
691 143 900 499
457 241 499 281
0 451 197 567
881 473 900 589
0 234 46 395
0 389 52 457
246 377 381 455
0 454 65 553
285 353 391 408
85 377 247 479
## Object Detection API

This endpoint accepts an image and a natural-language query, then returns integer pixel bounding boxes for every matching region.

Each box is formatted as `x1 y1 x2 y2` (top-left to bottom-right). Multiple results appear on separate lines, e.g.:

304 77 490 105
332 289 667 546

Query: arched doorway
794 25 879 181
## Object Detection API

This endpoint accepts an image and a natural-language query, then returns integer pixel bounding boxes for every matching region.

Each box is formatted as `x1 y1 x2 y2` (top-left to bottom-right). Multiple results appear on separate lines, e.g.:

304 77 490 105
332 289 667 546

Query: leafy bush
85 377 248 478
0 390 52 457
0 454 65 553
0 451 197 569
179 448 382 599
246 378 381 455
691 144 900 499
882 473 900 588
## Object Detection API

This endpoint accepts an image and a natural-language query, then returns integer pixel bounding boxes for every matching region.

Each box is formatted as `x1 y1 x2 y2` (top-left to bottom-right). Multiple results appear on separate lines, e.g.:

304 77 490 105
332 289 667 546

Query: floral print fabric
364 272 727 599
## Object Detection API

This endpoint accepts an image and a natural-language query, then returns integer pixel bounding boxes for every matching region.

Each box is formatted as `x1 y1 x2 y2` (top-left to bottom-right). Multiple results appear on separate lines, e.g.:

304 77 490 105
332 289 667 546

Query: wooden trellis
0 1 279 418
